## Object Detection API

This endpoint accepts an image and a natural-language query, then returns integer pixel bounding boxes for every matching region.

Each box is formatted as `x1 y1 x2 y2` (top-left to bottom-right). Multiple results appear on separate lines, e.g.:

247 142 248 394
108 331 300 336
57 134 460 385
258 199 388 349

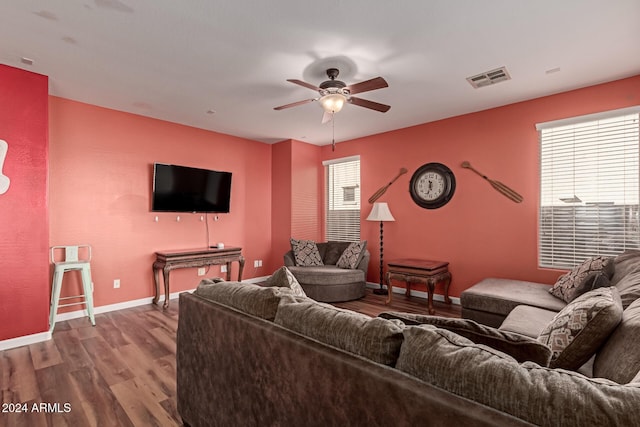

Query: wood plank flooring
0 289 459 427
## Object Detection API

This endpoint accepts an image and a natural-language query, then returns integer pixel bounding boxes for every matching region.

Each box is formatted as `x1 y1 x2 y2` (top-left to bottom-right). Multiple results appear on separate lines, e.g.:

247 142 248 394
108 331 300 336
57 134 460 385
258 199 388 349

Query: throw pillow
593 297 640 384
549 255 614 303
290 238 323 266
537 287 623 370
265 266 307 297
379 311 552 366
275 296 404 366
336 241 367 269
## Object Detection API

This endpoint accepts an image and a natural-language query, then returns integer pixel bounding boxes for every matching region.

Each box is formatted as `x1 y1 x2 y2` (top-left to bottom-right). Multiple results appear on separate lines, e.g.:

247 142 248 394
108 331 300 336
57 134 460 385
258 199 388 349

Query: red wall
48 97 273 309
2 63 637 344
270 139 322 268
0 65 49 340
291 140 322 241
321 75 640 297
270 140 293 268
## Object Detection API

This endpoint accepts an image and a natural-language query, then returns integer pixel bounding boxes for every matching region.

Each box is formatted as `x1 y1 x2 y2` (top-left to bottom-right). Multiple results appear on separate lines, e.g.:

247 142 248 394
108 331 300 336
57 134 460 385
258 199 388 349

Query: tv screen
152 163 232 213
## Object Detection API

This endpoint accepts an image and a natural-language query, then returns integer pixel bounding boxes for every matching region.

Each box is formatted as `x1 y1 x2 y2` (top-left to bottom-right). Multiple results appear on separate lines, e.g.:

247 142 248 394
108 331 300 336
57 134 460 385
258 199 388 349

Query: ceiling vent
467 66 511 89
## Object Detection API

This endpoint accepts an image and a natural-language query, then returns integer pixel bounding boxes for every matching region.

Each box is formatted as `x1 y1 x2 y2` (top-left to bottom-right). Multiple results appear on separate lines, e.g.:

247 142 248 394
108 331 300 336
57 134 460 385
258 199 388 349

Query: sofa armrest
357 250 370 275
284 250 295 267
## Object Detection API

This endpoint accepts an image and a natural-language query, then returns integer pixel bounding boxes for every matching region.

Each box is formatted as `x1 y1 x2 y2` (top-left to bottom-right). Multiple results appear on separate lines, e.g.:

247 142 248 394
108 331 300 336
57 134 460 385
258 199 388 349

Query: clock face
415 171 446 201
409 163 456 209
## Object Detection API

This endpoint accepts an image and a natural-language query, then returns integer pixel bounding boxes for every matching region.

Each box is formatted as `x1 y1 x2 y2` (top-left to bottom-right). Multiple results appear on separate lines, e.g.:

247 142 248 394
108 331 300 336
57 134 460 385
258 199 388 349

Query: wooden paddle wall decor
461 161 523 203
368 167 407 203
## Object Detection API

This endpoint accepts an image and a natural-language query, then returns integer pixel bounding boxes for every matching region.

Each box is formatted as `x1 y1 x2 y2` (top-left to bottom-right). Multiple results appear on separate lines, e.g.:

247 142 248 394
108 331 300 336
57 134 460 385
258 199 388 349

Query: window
342 185 358 204
324 156 360 242
537 107 640 269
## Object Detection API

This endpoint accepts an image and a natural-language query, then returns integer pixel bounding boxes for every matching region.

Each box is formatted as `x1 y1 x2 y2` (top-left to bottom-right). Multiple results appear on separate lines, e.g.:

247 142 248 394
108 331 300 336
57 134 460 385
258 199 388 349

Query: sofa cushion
193 279 292 321
612 269 640 309
265 266 307 297
290 238 323 266
498 305 557 338
460 278 566 317
396 325 640 426
610 249 640 287
321 241 351 265
336 241 367 269
274 296 404 366
379 312 551 366
594 297 640 384
537 287 623 370
549 255 614 303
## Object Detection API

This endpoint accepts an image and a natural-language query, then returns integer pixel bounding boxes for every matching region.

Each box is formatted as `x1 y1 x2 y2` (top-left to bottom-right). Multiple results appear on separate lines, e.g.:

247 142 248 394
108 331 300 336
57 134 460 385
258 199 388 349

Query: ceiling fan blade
349 96 391 112
321 111 333 124
287 79 321 91
346 77 388 95
273 98 316 110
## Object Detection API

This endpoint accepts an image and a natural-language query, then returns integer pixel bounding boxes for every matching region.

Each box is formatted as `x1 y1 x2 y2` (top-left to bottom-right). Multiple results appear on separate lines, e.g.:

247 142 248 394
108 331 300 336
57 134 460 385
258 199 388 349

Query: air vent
467 66 511 89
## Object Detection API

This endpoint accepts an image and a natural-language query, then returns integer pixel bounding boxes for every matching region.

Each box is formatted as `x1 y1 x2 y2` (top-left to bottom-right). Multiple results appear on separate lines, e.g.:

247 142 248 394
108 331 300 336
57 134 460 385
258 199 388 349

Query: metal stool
49 245 96 331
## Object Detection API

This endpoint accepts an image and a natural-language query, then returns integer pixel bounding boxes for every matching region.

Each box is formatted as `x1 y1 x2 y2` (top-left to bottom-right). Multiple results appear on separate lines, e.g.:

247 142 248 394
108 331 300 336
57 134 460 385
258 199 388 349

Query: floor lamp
366 202 395 295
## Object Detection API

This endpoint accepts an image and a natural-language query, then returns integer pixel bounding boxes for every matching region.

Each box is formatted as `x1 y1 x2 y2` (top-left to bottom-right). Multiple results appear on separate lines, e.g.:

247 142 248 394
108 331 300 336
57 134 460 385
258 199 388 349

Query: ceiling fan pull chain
332 113 336 151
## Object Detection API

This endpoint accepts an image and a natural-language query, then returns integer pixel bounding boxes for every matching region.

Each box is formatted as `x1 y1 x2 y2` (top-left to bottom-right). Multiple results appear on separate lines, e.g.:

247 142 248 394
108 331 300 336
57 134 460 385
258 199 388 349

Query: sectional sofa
176 275 640 426
461 250 640 378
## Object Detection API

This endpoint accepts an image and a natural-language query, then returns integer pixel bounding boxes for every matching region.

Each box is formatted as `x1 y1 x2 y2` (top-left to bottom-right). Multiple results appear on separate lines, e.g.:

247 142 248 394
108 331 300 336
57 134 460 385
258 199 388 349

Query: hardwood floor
334 288 461 318
0 289 459 427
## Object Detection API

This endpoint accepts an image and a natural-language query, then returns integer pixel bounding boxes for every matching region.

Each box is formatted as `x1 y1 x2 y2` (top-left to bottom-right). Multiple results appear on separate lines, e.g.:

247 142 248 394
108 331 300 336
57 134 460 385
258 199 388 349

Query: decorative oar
368 167 408 204
461 161 523 203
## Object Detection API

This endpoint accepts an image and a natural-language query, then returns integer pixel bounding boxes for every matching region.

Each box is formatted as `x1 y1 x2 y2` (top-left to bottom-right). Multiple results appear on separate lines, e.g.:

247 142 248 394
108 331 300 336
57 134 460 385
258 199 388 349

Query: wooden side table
385 258 452 315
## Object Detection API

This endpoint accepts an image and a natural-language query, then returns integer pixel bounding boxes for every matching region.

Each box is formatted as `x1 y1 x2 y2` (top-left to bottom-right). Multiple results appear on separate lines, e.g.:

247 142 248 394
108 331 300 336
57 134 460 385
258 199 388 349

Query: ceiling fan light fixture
319 93 346 113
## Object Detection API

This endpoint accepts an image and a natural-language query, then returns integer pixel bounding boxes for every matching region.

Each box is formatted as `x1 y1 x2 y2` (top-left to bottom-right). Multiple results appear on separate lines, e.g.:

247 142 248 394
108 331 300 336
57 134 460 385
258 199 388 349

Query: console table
385 258 451 315
152 247 244 308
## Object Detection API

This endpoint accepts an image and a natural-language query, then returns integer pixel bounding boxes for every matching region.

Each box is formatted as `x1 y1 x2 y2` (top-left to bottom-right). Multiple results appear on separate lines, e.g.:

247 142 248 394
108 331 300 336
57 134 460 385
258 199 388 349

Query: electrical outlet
254 260 259 268
113 279 120 289
197 267 206 276
220 265 227 273
258 260 263 267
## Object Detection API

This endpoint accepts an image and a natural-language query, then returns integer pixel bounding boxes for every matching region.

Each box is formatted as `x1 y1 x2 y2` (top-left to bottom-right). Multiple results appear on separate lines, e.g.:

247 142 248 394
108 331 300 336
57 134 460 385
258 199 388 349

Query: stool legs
49 269 64 331
81 265 96 326
49 265 96 331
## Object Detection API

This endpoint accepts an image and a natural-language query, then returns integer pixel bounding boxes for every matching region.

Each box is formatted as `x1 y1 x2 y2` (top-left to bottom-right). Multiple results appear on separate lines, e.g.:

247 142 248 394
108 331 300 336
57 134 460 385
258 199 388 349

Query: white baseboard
0 276 269 352
0 330 53 352
366 281 461 305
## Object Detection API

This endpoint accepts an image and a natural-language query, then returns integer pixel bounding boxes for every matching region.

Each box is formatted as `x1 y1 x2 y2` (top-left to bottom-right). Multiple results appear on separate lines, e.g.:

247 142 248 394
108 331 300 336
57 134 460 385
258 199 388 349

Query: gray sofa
461 250 640 377
283 241 369 302
177 279 640 426
461 251 640 329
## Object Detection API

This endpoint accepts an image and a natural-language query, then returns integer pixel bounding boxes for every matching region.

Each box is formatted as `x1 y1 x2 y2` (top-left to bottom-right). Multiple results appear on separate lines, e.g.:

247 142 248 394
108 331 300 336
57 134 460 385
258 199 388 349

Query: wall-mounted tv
152 163 232 213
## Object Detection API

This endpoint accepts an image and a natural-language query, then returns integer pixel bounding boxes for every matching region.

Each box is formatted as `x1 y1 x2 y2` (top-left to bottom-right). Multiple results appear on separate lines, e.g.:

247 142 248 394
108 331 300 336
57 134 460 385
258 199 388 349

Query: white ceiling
1 1 639 146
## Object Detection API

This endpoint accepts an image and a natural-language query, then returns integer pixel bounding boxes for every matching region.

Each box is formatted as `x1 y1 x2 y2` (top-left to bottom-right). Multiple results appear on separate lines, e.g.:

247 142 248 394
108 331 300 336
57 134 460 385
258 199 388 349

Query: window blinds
537 107 640 268
324 157 361 242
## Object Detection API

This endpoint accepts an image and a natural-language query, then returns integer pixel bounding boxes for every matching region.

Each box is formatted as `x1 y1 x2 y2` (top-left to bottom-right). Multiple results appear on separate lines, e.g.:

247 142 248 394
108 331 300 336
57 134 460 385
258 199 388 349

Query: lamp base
373 287 388 296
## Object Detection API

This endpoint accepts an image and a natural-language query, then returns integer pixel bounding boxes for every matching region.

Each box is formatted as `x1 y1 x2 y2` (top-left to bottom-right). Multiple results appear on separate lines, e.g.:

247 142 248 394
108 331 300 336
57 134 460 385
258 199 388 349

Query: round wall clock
409 162 456 209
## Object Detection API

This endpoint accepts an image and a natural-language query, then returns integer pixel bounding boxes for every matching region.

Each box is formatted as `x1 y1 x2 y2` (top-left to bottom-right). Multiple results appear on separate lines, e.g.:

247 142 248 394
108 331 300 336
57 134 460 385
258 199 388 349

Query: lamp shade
366 202 395 222
319 93 346 113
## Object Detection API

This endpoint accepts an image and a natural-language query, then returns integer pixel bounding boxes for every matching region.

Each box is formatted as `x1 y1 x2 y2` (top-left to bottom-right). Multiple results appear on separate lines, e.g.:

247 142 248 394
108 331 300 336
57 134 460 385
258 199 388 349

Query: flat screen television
152 163 232 213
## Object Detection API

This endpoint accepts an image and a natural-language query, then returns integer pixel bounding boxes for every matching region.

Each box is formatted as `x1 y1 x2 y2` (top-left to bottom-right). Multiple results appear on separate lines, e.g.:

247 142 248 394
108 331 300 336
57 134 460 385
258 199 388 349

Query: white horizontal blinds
325 157 361 242
538 109 640 268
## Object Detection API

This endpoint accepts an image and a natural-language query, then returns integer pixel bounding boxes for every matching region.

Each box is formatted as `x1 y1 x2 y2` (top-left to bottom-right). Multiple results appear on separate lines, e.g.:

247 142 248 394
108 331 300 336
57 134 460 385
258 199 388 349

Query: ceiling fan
274 68 390 123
